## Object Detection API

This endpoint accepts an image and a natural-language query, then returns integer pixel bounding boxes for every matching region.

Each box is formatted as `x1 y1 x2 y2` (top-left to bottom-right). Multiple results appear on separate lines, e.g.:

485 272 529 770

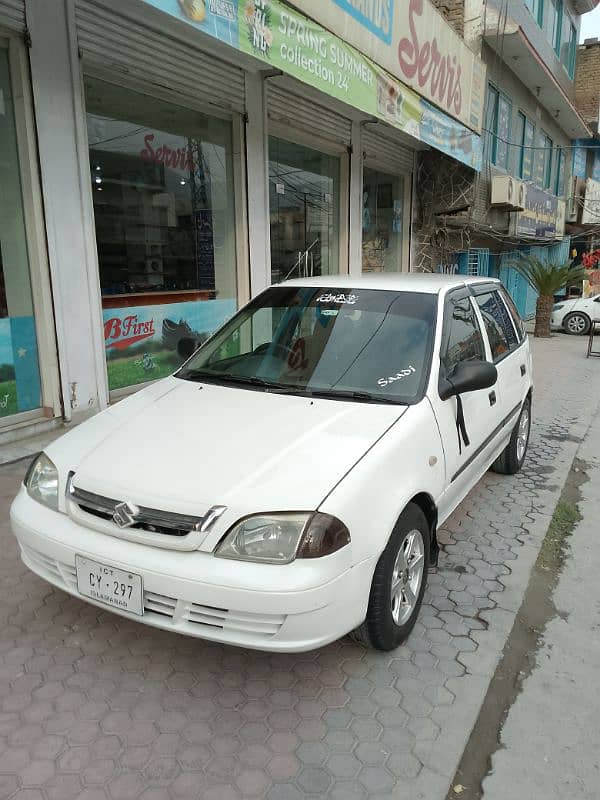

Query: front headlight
25 453 59 510
215 512 350 564
553 303 565 311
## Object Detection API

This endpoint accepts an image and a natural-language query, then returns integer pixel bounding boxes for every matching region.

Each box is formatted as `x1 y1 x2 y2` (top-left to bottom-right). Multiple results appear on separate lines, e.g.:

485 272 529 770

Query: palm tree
511 255 586 338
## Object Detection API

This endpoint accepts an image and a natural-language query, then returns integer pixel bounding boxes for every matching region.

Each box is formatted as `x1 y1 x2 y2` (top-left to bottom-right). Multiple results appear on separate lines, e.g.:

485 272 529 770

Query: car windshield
177 287 438 404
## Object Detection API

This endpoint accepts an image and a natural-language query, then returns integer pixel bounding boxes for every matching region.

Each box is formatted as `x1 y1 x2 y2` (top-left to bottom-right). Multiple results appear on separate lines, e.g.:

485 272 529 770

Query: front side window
498 286 526 341
178 287 438 404
85 77 238 392
474 292 519 362
441 296 486 377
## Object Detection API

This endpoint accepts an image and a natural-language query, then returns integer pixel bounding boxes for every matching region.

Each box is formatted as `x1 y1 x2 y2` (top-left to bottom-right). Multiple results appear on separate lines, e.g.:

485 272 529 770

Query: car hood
49 377 407 513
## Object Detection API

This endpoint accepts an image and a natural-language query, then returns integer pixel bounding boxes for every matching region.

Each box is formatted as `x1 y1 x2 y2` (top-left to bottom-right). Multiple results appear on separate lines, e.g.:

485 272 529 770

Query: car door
471 285 528 435
430 289 500 523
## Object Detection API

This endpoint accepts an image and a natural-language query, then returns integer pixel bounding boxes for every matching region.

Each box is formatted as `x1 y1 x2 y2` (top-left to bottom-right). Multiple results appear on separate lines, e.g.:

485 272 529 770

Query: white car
10 275 532 652
551 293 600 335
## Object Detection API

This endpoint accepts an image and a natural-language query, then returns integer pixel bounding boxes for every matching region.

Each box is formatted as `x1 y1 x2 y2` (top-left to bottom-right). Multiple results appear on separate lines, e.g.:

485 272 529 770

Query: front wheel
563 312 590 336
352 504 429 651
490 397 531 475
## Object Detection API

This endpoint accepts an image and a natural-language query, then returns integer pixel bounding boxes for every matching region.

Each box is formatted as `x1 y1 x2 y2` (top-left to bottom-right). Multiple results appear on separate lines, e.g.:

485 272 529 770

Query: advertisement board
289 0 486 132
514 185 559 239
103 298 236 391
143 0 482 170
582 178 600 225
0 315 41 418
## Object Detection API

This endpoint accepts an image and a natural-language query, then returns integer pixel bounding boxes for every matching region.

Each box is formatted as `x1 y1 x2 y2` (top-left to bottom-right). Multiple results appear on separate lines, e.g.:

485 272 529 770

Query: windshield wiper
177 370 307 395
304 389 406 405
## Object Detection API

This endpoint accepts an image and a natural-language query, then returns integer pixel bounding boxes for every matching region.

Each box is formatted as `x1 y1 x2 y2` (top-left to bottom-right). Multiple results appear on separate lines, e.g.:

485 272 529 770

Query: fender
317 401 445 566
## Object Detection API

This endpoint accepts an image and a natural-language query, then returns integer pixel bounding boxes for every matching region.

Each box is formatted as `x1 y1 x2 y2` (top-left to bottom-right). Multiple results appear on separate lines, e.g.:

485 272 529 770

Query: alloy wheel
390 529 425 625
566 314 588 335
517 405 530 462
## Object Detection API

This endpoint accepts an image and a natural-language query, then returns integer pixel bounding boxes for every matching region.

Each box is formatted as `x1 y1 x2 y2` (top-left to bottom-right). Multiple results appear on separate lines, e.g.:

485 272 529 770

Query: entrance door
268 137 340 284
362 167 405 273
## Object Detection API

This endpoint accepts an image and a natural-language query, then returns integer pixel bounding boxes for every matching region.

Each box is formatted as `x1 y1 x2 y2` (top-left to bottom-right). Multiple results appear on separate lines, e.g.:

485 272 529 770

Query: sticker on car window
377 366 416 388
316 293 358 305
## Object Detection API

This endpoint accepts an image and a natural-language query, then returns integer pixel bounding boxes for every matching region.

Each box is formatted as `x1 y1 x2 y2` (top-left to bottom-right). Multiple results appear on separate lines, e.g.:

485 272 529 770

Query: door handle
489 391 497 406
520 364 526 376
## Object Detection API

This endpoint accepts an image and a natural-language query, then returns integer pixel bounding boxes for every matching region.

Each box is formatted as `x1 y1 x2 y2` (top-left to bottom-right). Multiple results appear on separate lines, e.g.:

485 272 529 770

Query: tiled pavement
0 335 598 800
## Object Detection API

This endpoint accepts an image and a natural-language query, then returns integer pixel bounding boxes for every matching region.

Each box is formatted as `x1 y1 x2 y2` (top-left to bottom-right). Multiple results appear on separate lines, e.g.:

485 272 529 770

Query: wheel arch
406 492 439 567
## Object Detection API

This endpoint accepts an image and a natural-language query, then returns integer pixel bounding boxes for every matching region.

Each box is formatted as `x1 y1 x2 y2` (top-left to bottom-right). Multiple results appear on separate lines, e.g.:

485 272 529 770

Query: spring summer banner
103 298 236 391
143 0 482 171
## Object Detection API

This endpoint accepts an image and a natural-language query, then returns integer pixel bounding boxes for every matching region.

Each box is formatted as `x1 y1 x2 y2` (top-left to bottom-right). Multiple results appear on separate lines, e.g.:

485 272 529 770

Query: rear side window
474 291 519 362
441 295 486 376
497 286 525 341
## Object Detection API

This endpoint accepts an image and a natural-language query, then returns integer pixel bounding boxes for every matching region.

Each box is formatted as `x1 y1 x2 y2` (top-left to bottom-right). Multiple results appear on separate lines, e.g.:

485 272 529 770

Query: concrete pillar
245 70 271 296
348 120 363 278
26 0 108 420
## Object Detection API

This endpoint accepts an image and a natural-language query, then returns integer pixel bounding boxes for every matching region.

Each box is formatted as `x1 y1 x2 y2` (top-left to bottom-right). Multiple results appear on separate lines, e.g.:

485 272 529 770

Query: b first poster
103 298 236 391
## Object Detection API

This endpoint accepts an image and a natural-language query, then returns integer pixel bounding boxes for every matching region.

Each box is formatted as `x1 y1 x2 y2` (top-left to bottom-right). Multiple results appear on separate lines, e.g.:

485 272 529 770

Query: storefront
0 0 485 438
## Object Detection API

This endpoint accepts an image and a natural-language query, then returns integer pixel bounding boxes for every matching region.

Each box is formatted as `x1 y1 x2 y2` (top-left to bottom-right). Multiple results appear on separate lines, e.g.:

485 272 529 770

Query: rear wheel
563 312 590 336
491 398 531 475
352 504 429 651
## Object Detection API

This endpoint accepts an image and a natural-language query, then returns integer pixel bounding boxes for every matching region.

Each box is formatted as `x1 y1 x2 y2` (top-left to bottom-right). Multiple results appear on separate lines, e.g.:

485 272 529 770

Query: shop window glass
0 48 42 418
85 77 238 392
268 137 340 283
361 168 404 273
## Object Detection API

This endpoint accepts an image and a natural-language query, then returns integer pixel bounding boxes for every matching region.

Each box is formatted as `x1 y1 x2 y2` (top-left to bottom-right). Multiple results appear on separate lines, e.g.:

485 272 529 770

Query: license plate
75 555 143 616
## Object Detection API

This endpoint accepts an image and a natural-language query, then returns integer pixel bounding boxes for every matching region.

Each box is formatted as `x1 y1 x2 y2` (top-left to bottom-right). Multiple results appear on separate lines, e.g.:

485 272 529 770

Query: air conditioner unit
490 175 526 210
565 177 585 223
566 196 578 223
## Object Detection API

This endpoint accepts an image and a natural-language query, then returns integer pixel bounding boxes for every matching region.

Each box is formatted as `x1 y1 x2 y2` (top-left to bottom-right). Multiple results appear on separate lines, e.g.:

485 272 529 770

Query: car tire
490 397 531 475
351 504 429 651
563 312 591 336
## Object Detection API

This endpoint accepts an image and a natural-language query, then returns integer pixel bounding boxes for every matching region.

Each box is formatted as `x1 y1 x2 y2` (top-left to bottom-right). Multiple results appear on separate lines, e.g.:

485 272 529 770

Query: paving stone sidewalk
0 334 598 800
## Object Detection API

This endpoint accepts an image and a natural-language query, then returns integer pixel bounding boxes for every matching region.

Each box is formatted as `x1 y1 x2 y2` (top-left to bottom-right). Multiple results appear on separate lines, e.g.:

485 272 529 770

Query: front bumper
10 488 374 652
550 314 563 330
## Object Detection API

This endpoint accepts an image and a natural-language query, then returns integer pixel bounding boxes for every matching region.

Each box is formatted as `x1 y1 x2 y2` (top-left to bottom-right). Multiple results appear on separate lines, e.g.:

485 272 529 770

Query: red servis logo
140 133 194 171
397 0 462 117
104 315 156 351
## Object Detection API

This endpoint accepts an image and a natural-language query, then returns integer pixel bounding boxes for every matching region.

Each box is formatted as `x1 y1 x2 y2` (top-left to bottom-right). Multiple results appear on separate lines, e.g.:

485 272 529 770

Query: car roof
278 273 500 295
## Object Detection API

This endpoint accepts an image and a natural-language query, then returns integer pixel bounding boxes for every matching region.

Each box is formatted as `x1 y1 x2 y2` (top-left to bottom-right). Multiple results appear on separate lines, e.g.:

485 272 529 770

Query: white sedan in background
551 294 600 335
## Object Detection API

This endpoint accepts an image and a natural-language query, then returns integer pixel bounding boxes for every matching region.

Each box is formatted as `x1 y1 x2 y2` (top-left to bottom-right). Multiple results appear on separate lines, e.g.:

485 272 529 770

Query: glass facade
268 137 340 284
0 46 42 419
361 168 405 273
85 77 238 392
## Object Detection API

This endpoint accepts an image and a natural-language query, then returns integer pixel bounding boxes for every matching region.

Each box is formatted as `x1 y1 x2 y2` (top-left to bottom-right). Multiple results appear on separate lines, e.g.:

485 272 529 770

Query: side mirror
177 336 200 361
439 359 497 401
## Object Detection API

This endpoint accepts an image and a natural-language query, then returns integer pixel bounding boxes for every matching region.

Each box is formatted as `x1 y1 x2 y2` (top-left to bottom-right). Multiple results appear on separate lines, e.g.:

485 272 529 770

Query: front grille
68 482 208 538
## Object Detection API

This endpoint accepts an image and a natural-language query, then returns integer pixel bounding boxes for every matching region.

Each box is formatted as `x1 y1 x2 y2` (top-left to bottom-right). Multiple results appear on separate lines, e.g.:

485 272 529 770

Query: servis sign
290 0 485 132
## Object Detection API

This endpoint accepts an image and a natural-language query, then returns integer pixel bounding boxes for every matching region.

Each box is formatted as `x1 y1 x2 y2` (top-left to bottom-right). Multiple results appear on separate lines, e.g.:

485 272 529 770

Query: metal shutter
0 0 24 31
362 126 414 175
75 0 245 113
267 82 352 146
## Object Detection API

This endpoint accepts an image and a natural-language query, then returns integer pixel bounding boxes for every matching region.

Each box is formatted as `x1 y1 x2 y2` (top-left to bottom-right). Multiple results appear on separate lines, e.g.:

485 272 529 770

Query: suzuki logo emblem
112 501 139 529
